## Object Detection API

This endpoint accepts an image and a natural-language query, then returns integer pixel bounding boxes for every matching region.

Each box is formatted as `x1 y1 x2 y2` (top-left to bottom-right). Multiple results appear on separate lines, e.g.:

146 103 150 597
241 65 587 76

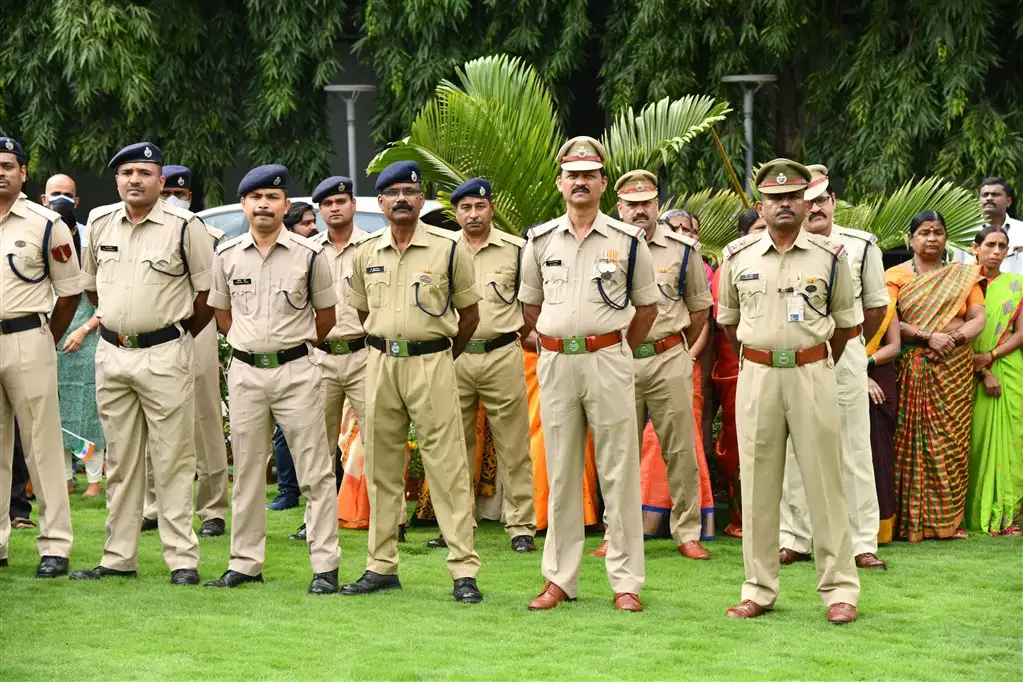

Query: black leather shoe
511 535 536 553
69 565 137 580
204 570 263 588
0 558 8 568
426 535 447 549
289 524 307 541
36 555 69 578
198 518 225 537
140 517 158 532
171 569 200 586
309 568 339 595
398 524 406 543
340 570 401 595
453 577 482 603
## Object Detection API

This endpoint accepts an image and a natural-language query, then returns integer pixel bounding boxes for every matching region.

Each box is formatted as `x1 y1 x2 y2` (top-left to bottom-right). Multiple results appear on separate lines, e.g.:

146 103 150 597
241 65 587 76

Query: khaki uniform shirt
644 223 713 342
518 212 658 337
1 193 81 317
81 199 213 334
208 228 338 352
832 225 890 317
349 221 480 340
717 229 860 350
456 227 525 339
313 226 369 341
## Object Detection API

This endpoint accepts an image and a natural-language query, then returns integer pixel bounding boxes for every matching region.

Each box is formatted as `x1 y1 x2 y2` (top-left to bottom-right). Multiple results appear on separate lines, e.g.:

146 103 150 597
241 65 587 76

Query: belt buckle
633 342 655 359
118 334 138 349
562 337 587 355
466 340 486 354
387 339 409 358
771 349 796 368
330 340 350 355
254 352 279 368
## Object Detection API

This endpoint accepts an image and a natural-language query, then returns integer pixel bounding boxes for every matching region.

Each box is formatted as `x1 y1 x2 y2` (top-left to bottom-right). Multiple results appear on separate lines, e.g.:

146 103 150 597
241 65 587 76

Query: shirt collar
117 198 167 227
648 222 671 247
320 225 367 255
557 211 611 239
757 228 813 255
375 221 429 251
8 193 29 219
456 226 503 250
238 227 293 251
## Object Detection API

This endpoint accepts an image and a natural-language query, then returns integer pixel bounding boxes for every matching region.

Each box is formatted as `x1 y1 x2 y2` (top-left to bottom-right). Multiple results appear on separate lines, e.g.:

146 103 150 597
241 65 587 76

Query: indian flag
62 428 96 461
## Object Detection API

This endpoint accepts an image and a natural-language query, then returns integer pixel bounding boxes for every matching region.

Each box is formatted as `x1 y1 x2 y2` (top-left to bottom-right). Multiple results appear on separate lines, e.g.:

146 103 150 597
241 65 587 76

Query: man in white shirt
979 177 1023 273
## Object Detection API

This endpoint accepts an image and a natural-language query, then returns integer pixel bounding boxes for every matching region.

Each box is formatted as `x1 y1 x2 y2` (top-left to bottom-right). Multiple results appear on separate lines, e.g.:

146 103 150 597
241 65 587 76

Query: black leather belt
463 331 519 355
317 337 367 355
232 344 309 369
367 336 451 358
0 314 43 335
100 323 181 349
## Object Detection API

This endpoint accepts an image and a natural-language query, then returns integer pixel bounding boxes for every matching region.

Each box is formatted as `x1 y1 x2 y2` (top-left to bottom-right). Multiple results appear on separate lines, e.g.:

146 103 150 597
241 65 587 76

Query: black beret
450 178 492 206
312 175 354 204
0 137 25 165
238 164 288 196
108 142 162 169
375 161 421 192
162 165 192 189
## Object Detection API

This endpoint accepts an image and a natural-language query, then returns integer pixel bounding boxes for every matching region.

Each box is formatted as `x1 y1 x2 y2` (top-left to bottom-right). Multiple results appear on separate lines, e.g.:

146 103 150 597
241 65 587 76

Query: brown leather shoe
589 540 608 557
779 548 811 565
614 593 643 612
826 602 857 624
678 540 711 560
725 600 768 619
527 581 573 610
855 552 887 570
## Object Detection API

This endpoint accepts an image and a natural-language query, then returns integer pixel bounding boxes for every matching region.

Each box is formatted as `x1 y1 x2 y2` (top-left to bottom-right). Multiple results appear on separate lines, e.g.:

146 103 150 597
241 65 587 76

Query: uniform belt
538 331 622 355
0 314 43 335
849 326 861 339
233 344 309 369
367 336 452 358
463 331 519 355
317 337 367 355
100 323 181 349
633 332 685 359
741 343 828 368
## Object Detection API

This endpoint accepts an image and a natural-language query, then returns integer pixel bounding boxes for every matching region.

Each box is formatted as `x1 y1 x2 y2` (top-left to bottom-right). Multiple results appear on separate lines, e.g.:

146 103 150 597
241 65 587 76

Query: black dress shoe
340 570 401 595
36 556 69 578
426 535 447 549
398 524 406 543
69 565 137 580
511 535 536 553
198 518 225 537
204 570 263 588
289 524 307 541
140 517 159 532
309 568 339 595
453 577 482 603
171 569 200 586
0 558 8 568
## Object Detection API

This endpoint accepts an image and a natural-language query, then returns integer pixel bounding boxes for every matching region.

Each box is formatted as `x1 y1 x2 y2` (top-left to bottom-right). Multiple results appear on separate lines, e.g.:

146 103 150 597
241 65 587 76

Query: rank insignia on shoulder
232 278 252 285
739 273 760 281
366 265 385 273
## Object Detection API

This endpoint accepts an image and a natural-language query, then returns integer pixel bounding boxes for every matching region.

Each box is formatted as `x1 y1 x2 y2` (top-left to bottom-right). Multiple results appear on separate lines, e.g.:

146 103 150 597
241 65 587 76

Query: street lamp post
324 84 376 195
721 74 777 195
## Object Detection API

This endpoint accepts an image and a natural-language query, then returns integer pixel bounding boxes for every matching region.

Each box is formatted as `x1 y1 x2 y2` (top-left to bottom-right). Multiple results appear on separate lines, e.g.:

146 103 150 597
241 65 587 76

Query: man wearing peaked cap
717 158 862 624
518 139 659 612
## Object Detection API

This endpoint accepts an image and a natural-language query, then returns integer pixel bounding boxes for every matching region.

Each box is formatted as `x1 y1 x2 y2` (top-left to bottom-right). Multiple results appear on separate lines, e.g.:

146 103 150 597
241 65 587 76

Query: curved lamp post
721 74 777 195
324 84 376 195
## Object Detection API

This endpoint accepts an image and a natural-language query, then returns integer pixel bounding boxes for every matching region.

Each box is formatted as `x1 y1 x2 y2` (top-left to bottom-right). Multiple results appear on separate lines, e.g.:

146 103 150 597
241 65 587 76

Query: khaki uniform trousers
456 341 536 539
0 324 73 560
143 323 228 522
780 339 880 556
364 348 479 579
227 353 338 575
736 356 860 608
319 347 368 454
95 335 199 572
634 343 702 545
536 342 645 598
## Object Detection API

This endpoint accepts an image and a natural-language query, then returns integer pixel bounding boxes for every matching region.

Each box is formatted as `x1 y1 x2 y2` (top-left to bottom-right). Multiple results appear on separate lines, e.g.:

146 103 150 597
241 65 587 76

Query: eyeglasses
810 195 832 207
381 188 423 199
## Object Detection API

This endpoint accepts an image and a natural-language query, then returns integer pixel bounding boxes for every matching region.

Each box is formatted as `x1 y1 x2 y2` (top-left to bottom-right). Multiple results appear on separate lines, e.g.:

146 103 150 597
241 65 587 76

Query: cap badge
177 177 185 187
338 182 346 192
576 147 587 157
4 140 12 151
478 186 486 196
635 181 644 190
143 146 153 158
273 176 281 186
775 173 787 185
410 170 418 182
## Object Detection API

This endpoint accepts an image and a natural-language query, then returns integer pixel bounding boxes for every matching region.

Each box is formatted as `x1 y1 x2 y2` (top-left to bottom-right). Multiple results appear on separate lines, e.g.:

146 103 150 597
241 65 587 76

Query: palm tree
367 54 731 235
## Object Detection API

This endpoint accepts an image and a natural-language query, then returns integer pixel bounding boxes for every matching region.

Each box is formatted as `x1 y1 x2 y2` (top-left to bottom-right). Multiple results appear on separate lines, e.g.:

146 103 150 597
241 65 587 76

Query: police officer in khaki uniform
205 165 341 594
718 159 861 624
342 161 484 603
615 169 714 560
139 165 228 537
779 165 890 570
0 136 81 578
70 142 214 586
519 137 659 613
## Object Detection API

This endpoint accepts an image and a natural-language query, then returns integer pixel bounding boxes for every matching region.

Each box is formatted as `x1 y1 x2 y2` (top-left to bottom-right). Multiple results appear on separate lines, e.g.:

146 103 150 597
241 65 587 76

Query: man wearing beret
204 164 340 593
518 137 659 612
343 161 484 603
71 143 214 585
0 136 82 578
717 158 861 623
423 177 536 553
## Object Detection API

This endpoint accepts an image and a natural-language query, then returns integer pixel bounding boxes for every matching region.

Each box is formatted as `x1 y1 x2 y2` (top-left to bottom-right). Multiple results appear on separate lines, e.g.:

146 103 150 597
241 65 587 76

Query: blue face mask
47 194 75 206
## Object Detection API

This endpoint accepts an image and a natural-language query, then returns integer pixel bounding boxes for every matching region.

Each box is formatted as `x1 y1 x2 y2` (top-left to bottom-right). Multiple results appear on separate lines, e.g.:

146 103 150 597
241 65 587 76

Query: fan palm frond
663 189 745 263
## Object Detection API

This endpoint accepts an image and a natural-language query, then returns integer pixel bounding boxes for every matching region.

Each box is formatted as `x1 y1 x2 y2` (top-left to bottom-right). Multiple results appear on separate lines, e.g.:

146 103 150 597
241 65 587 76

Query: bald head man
41 174 79 209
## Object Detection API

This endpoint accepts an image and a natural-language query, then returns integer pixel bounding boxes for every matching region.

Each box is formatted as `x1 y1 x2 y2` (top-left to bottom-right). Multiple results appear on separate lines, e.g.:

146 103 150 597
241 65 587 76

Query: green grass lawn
1 486 1021 681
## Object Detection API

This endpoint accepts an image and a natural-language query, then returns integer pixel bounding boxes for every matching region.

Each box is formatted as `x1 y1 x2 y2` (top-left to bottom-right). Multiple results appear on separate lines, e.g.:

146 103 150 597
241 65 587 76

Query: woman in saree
886 211 986 542
967 226 1023 535
865 297 901 544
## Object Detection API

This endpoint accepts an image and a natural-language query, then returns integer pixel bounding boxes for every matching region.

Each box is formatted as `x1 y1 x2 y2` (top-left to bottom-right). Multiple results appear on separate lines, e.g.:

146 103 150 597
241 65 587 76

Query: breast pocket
541 265 568 305
230 282 257 315
96 249 121 284
587 262 627 304
801 281 829 320
413 272 449 315
485 271 516 304
655 269 681 312
737 279 767 320
3 242 43 282
141 247 183 285
365 271 390 308
274 276 308 312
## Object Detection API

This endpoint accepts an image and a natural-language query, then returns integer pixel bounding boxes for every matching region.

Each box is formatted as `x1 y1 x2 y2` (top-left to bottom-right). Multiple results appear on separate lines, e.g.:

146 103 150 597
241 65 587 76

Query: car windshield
203 208 390 241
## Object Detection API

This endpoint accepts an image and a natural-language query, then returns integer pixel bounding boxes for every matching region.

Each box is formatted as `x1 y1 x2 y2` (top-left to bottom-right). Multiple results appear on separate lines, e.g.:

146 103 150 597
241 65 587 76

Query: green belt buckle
633 342 655 359
562 337 587 355
118 334 140 349
386 339 409 358
771 349 796 368
465 340 487 354
329 340 351 355
253 352 279 368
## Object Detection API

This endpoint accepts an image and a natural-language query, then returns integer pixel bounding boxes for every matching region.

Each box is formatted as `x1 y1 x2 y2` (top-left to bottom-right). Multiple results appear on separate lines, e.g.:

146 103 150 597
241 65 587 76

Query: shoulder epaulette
527 219 559 241
162 203 196 221
663 230 700 250
605 217 643 240
290 231 324 253
806 232 847 259
204 224 226 242
311 231 329 246
835 225 877 246
355 231 385 250
87 202 121 224
216 233 246 255
424 224 459 241
21 199 60 223
493 227 526 248
722 234 763 260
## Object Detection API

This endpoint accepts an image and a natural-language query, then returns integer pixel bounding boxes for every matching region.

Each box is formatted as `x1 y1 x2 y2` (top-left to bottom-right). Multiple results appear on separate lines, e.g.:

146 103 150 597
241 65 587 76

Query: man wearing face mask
70 142 214 586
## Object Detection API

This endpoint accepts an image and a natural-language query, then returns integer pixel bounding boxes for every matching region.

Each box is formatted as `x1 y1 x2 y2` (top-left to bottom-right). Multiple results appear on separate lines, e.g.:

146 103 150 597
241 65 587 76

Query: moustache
467 220 482 227
254 210 274 217
393 202 413 211
572 186 589 194
777 210 795 217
